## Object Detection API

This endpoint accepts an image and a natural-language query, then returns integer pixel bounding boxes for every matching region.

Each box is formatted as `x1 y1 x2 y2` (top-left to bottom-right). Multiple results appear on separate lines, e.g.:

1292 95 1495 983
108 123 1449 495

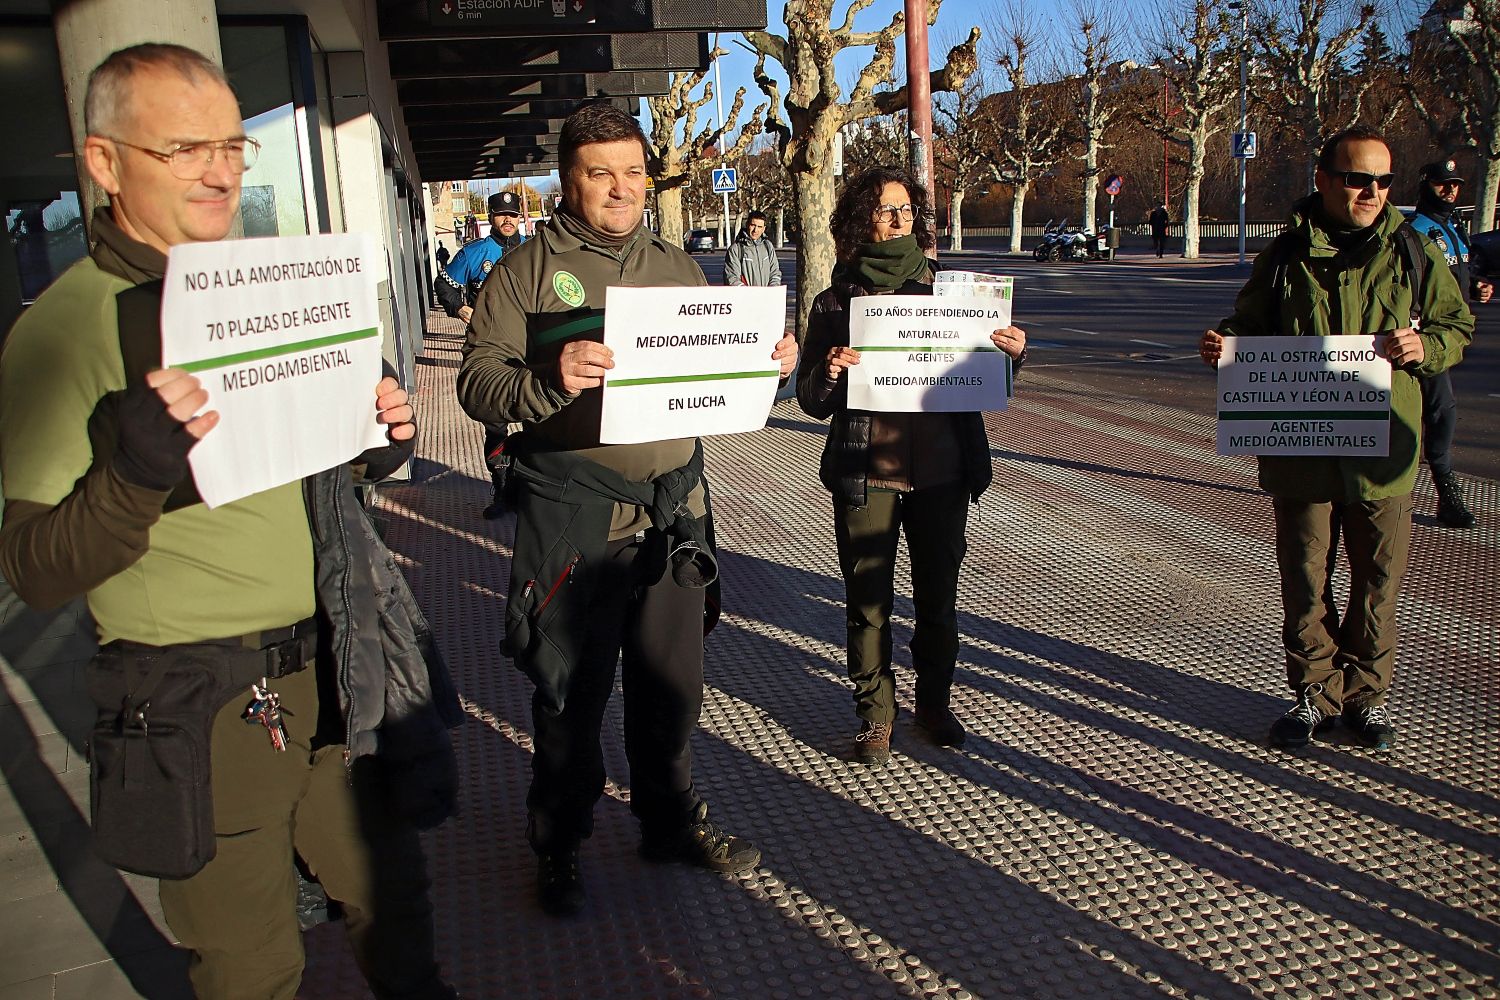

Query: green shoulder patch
553 270 586 307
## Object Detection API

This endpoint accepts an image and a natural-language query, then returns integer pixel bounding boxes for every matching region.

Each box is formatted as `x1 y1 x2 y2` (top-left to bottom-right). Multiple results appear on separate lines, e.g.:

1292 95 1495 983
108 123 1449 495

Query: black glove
111 379 196 491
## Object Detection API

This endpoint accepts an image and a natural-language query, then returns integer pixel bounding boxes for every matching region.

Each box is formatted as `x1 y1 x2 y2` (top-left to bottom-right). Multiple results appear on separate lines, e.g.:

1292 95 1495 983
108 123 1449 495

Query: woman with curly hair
796 165 1027 764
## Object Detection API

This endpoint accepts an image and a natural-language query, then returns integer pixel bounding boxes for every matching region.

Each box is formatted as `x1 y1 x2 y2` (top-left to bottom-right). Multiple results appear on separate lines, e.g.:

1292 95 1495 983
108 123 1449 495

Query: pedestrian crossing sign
711 167 738 194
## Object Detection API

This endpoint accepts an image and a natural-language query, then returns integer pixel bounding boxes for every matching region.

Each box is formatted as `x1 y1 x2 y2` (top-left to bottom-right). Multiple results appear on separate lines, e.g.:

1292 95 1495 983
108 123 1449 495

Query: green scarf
90 206 167 284
553 203 640 251
838 234 931 291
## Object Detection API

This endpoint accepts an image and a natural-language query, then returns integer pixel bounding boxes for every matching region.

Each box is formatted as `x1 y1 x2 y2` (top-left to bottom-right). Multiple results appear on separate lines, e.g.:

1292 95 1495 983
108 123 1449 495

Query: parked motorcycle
1058 224 1111 262
1033 219 1067 261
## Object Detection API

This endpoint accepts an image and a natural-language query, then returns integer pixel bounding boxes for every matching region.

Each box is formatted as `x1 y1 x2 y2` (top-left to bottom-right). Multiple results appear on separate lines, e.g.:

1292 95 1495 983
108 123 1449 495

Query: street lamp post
1232 1 1249 265
712 34 731 249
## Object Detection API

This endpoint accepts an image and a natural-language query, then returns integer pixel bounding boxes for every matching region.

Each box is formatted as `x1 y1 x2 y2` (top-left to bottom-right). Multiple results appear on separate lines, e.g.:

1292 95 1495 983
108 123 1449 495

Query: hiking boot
853 720 892 764
640 803 761 874
1435 471 1476 529
1269 684 1335 749
536 848 584 916
915 705 967 747
1344 702 1397 751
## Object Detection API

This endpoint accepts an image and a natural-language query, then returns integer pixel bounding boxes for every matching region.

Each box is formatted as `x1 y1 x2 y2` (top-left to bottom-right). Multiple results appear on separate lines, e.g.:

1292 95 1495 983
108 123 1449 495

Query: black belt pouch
85 642 238 880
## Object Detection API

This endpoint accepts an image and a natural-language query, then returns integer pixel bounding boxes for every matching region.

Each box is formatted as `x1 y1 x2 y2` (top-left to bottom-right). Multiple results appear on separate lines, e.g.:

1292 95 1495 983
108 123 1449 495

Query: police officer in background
438 190 528 518
1409 159 1492 529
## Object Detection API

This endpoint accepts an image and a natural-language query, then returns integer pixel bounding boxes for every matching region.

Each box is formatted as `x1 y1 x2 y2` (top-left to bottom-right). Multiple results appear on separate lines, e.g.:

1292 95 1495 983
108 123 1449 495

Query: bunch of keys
243 679 289 752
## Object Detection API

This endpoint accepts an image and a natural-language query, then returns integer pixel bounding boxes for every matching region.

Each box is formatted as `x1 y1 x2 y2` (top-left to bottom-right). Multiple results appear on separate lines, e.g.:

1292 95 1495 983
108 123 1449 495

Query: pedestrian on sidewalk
1199 126 1472 753
1409 158 1492 529
0 44 461 999
723 210 781 286
796 165 1027 765
457 101 798 917
1149 203 1171 257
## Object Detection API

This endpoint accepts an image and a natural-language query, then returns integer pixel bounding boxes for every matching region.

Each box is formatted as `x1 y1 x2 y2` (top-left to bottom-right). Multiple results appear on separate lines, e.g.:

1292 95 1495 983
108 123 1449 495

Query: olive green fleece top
457 212 710 539
0 211 314 643
1217 196 1473 501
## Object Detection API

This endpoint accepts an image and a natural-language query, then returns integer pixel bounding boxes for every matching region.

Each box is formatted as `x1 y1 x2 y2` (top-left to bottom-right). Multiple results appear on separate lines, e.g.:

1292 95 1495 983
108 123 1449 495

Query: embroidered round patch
481 259 493 273
553 270 586 307
1444 159 1456 173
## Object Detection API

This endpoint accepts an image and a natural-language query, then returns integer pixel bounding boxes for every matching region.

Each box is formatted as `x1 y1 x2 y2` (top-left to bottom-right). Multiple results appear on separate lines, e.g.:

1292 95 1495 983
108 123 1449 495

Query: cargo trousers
156 663 451 1000
1273 495 1413 717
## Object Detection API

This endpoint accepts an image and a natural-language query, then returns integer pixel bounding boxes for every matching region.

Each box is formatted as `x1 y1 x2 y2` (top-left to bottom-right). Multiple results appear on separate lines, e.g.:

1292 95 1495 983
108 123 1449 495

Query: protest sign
1216 335 1391 456
161 233 387 507
599 285 785 444
846 293 1011 412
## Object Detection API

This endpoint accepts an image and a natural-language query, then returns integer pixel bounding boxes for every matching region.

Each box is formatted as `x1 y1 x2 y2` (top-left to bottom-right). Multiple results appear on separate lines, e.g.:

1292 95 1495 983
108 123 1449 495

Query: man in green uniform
457 102 796 916
1200 126 1473 753
0 44 458 999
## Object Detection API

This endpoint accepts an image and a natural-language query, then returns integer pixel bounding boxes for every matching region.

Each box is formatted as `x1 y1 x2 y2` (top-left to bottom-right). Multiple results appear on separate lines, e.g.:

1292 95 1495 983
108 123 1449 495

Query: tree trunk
1009 183 1030 254
1083 166 1099 233
776 207 785 248
792 166 838 342
1478 154 1499 236
950 189 966 251
1182 136 1206 259
657 186 686 248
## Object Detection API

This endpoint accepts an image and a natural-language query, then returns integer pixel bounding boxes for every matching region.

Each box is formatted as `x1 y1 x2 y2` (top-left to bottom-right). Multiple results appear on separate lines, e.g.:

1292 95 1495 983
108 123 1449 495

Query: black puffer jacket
796 275 1002 508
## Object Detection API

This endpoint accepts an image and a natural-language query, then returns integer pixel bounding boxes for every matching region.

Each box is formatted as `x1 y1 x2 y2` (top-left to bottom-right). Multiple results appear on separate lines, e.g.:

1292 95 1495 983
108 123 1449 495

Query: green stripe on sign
854 345 1001 352
1218 410 1388 420
176 328 379 373
607 370 780 388
534 313 605 345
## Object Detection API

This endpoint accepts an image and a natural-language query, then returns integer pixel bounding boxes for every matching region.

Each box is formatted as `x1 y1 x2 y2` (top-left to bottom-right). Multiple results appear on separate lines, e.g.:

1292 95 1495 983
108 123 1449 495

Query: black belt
105 616 320 681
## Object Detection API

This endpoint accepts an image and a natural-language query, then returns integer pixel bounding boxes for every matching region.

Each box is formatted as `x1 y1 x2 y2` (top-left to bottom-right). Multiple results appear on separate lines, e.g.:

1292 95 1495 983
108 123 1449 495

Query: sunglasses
1332 170 1395 191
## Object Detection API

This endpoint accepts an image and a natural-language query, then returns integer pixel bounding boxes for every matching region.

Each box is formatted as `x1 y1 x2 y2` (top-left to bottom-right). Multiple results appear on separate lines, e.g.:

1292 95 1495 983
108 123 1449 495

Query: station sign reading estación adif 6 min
430 0 593 27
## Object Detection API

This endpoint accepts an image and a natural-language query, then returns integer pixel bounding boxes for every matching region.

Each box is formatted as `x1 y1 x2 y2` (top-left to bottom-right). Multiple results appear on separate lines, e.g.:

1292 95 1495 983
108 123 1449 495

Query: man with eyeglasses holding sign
0 44 458 999
1199 126 1472 754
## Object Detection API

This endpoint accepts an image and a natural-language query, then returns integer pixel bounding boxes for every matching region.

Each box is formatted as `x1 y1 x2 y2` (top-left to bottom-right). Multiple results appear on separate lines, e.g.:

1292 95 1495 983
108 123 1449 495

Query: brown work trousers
156 665 449 1000
1273 495 1413 716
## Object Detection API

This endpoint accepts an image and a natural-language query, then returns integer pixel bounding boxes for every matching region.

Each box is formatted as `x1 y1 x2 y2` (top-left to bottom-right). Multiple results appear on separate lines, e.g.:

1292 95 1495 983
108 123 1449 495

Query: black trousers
526 534 705 852
1420 371 1456 477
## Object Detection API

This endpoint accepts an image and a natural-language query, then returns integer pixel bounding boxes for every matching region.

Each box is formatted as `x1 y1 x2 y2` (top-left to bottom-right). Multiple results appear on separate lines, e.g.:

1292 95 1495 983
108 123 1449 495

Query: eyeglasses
108 136 261 180
1332 170 1395 191
873 204 916 223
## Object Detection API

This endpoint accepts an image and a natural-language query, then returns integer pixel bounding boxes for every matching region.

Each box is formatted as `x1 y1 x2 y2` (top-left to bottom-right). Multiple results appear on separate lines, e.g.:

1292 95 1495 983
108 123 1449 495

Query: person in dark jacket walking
436 240 450 269
0 44 459 999
1409 159 1492 529
796 165 1027 764
723 210 781 286
1149 203 1170 257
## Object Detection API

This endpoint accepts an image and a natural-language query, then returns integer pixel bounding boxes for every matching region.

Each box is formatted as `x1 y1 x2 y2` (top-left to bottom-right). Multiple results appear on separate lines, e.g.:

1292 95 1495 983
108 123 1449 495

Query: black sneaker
1269 684 1335 748
536 848 584 916
915 705 967 747
853 720 892 764
1344 702 1397 751
640 803 761 874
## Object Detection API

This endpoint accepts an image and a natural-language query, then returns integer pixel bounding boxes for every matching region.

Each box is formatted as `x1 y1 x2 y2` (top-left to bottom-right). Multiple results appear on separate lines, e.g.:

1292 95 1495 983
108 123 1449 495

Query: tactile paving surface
299 311 1499 999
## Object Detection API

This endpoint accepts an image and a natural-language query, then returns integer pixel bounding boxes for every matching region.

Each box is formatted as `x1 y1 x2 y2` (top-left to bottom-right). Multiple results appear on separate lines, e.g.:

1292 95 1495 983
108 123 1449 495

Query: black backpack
1263 221 1428 334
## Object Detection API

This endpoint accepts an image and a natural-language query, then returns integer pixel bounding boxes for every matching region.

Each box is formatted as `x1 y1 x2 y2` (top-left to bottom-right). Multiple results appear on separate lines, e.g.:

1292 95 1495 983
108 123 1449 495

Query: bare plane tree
1145 0 1241 257
1069 0 1128 232
934 66 1003 250
645 51 766 248
985 0 1070 253
743 0 980 338
1255 0 1379 190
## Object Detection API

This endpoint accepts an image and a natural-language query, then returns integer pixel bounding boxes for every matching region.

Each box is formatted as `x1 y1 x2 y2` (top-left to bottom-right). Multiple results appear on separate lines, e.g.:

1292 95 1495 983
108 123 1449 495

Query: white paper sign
1216 335 1392 456
161 233 388 507
600 285 785 444
846 293 1011 412
934 270 1014 313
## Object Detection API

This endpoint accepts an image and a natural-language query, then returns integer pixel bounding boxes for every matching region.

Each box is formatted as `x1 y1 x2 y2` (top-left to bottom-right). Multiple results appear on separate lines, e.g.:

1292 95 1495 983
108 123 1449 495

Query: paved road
689 246 1500 481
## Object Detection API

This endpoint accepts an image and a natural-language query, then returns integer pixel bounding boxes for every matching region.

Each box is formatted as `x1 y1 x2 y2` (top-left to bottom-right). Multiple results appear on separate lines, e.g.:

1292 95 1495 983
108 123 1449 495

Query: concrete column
52 0 224 237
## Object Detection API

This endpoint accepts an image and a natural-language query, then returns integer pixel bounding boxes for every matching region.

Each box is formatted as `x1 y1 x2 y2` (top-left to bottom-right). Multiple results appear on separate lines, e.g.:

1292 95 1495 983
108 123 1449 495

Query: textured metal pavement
299 311 1499 1000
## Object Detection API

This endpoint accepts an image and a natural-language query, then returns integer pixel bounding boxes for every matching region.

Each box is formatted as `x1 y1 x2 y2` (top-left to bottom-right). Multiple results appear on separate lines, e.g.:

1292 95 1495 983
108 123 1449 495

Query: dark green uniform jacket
1217 196 1473 501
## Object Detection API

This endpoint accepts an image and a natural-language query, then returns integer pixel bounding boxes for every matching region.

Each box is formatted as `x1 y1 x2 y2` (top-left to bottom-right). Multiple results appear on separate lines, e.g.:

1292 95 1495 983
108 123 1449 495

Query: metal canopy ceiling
377 0 766 181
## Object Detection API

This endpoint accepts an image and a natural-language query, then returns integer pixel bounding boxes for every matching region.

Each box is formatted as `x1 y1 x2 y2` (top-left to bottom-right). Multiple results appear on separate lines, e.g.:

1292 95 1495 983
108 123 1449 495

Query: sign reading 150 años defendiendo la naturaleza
161 233 389 508
1217 335 1392 457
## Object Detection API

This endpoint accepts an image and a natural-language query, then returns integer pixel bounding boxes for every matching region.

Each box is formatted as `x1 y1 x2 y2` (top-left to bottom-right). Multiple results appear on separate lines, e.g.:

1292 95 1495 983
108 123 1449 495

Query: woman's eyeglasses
1332 170 1395 191
873 204 916 223
108 136 262 180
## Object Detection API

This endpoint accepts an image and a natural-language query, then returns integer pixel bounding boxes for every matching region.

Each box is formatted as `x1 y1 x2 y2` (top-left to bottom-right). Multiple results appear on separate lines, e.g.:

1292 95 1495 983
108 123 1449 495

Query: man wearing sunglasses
0 44 459 999
1199 126 1473 754
1409 159 1492 529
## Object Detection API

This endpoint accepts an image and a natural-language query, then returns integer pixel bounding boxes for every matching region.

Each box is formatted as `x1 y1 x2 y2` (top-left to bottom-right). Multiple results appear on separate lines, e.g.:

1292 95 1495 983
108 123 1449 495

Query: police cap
488 191 523 216
1419 160 1464 184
